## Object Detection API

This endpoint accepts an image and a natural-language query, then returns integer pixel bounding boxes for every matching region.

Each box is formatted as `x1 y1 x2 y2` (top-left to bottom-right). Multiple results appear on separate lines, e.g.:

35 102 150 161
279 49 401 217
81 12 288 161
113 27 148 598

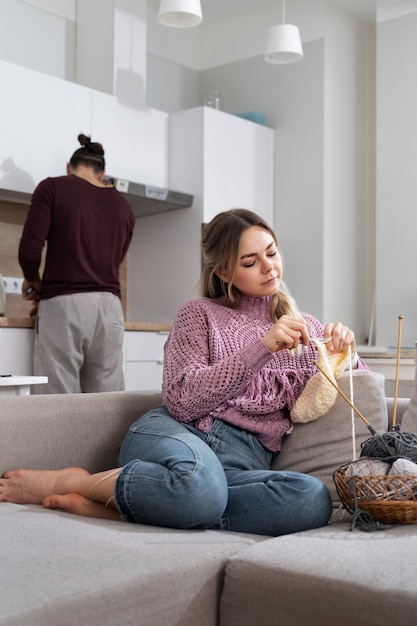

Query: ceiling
148 0 377 25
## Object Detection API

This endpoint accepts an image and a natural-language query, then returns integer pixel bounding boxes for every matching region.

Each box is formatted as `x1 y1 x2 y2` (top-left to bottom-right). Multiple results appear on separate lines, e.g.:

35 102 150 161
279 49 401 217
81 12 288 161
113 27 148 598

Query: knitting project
290 340 349 423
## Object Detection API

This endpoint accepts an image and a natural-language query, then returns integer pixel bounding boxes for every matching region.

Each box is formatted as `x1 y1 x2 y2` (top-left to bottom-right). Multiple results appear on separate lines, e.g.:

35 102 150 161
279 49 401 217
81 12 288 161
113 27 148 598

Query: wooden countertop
0 317 35 328
125 322 171 331
0 317 171 332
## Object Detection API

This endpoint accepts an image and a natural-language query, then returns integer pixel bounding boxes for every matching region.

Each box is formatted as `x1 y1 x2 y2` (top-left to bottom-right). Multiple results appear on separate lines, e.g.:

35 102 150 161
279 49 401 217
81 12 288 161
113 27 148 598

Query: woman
0 209 365 535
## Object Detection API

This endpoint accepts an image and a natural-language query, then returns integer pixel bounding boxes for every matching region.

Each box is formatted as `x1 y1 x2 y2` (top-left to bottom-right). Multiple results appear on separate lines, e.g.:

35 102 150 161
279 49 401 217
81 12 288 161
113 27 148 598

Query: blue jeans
116 405 332 536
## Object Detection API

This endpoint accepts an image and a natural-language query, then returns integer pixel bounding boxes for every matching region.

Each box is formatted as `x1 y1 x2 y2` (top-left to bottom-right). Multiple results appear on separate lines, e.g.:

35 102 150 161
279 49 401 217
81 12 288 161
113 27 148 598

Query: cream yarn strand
348 345 357 461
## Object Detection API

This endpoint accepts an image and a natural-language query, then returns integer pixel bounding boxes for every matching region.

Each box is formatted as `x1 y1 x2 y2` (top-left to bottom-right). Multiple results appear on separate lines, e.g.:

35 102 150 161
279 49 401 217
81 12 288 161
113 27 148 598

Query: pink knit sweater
162 295 366 452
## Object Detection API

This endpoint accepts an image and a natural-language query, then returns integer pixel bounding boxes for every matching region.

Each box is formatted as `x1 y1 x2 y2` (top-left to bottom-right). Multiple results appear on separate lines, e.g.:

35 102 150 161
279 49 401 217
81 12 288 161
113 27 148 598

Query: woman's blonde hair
200 208 301 321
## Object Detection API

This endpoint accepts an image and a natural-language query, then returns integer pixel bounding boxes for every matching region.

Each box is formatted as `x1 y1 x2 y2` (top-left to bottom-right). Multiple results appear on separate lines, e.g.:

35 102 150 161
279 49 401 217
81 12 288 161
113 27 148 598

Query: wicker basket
334 464 417 524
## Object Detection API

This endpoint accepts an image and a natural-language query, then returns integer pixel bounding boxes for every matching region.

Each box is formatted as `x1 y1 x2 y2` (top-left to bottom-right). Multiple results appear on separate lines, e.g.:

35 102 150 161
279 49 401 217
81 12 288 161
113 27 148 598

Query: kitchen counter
358 346 415 360
0 317 35 328
125 322 171 331
0 317 171 331
357 345 416 398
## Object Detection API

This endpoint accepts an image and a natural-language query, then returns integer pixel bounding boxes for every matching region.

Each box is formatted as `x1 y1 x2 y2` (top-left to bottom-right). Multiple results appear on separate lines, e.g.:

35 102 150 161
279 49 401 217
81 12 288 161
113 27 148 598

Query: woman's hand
323 322 356 354
262 316 310 353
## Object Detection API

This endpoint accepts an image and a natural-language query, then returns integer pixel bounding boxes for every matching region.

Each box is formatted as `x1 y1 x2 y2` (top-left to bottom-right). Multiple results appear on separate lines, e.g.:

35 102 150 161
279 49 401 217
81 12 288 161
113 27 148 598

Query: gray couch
1 387 417 626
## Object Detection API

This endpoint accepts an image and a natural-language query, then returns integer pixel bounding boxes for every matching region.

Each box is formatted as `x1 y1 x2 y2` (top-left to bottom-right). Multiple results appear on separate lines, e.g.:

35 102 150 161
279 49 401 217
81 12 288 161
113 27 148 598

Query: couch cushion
0 391 162 475
272 371 388 505
0 503 264 626
220 521 417 626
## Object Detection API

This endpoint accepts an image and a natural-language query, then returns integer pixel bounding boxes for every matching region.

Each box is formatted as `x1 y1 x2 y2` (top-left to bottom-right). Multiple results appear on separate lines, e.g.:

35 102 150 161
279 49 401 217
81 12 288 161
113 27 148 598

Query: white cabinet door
124 331 168 391
91 91 169 188
125 362 164 393
0 60 169 195
0 328 33 376
169 106 274 225
203 107 274 224
0 60 92 192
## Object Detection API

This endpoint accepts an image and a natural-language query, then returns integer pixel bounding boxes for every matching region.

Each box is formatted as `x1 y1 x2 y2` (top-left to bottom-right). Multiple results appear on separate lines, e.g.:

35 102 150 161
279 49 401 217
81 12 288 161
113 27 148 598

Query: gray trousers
33 292 125 394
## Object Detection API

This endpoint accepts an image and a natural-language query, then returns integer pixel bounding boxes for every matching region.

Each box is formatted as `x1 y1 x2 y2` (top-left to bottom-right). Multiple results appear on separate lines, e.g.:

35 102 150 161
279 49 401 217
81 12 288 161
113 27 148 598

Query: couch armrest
0 391 162 475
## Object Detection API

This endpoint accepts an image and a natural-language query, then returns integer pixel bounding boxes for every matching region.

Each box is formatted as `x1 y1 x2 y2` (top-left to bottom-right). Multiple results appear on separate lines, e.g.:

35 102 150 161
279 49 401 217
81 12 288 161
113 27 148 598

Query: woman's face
225 225 283 298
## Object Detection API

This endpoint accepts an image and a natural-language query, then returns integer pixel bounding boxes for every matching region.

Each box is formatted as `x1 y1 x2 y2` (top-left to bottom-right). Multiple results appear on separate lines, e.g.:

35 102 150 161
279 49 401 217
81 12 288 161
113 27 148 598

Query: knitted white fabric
290 340 349 423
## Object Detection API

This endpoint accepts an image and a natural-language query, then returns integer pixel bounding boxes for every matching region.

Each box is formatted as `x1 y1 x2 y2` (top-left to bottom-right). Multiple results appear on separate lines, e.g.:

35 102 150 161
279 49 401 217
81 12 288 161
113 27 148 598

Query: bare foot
43 493 123 521
0 468 89 505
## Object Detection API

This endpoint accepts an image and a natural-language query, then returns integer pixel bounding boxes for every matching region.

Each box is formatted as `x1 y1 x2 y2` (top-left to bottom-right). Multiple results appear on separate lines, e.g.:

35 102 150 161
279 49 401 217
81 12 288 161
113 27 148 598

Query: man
19 133 135 393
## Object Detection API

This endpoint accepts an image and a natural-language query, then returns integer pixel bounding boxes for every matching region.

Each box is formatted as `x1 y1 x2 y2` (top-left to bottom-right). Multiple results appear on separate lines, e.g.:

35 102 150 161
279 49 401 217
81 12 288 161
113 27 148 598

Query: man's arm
18 179 52 281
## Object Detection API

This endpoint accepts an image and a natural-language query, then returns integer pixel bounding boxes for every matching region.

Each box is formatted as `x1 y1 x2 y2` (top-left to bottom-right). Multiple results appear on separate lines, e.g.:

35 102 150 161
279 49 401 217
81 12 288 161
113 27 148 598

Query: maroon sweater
19 175 135 300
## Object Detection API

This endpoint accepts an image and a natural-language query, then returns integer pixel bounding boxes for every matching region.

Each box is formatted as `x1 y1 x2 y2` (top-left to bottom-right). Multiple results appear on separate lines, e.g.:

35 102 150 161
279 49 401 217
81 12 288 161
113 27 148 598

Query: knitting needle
313 361 377 435
276 337 331 347
392 314 404 430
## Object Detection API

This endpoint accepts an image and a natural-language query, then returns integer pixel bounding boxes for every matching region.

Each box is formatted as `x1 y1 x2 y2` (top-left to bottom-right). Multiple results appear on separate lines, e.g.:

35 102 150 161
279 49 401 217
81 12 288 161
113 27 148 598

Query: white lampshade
265 23 304 64
158 0 202 28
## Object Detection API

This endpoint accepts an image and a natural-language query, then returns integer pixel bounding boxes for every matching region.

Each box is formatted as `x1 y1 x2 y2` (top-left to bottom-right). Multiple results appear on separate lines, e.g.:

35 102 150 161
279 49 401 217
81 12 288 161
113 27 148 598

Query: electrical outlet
2 276 24 294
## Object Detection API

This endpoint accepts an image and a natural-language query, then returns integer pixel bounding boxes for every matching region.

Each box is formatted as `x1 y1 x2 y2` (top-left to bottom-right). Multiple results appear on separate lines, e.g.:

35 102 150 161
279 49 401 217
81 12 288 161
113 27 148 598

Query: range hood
0 178 194 220
105 176 193 218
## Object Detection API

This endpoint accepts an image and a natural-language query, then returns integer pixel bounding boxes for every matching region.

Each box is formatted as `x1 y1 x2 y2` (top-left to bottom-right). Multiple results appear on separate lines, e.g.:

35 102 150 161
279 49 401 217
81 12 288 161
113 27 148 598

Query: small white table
0 375 48 396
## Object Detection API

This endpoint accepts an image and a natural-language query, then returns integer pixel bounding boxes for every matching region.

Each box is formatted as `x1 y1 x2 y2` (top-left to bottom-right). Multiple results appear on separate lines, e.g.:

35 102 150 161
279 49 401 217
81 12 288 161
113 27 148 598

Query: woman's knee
306 476 333 525
116 408 229 528
286 472 332 527
116 456 228 529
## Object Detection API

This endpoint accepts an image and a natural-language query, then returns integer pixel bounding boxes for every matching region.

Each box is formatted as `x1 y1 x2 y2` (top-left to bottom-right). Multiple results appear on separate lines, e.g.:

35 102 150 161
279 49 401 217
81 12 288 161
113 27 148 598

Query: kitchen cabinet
0 59 169 195
0 60 91 191
91 90 168 188
358 348 415 398
127 106 274 324
0 328 34 376
0 326 169 393
169 106 274 224
124 330 169 392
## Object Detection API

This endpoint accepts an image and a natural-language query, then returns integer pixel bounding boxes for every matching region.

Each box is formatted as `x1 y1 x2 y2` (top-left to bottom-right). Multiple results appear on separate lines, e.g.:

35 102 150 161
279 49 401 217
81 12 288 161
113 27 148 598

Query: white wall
198 43 326 321
146 52 200 113
195 3 371 341
322 3 372 336
375 10 417 347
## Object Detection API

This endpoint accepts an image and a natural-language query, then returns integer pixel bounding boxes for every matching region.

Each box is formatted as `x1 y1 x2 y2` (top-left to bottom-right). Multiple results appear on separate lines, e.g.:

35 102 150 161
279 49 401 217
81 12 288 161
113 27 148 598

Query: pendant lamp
158 0 203 28
265 0 303 64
